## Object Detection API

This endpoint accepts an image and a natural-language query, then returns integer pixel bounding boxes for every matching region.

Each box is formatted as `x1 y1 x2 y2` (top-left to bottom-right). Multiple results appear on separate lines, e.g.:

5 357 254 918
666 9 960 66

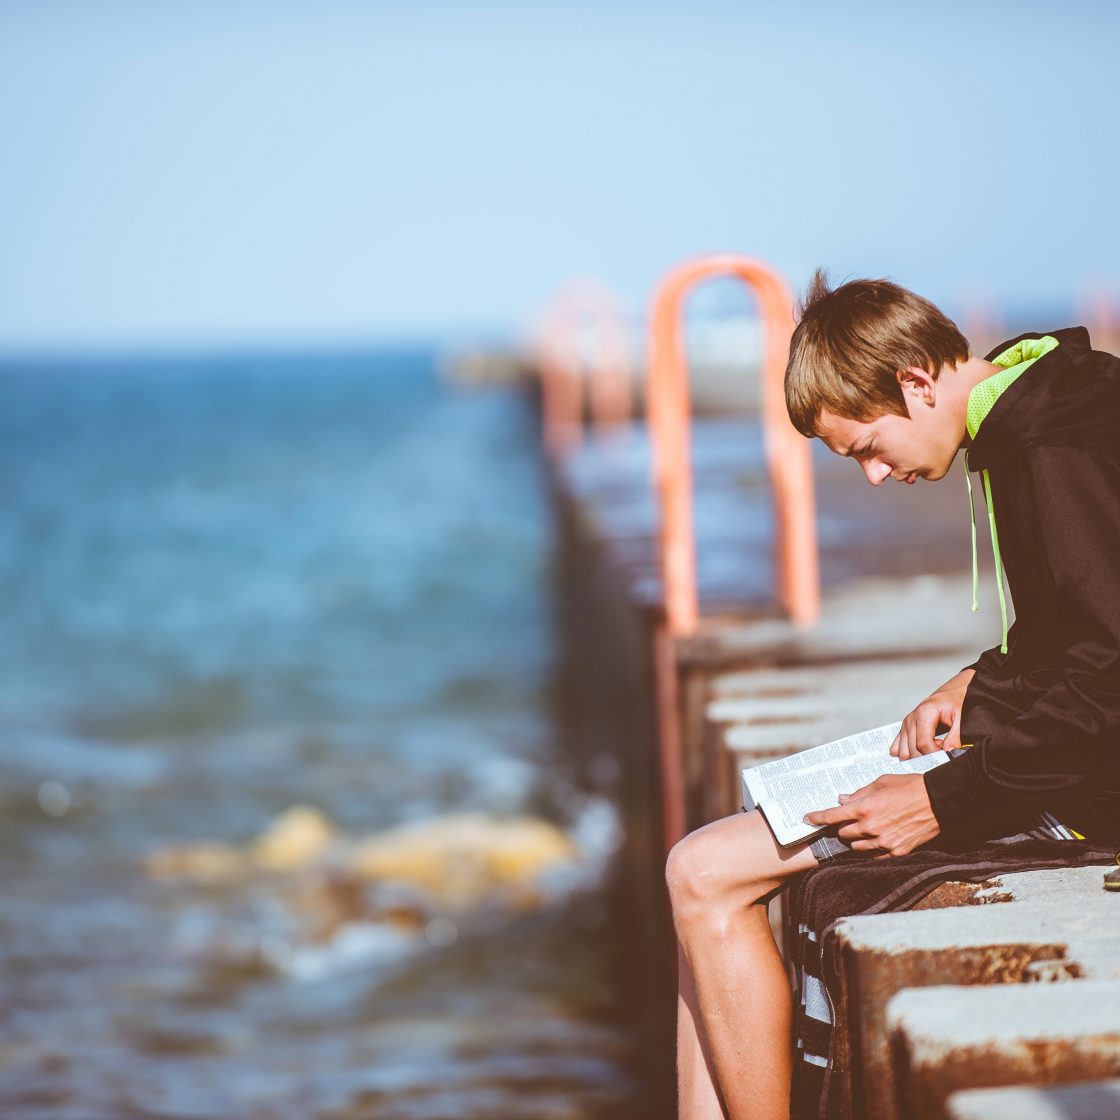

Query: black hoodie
923 326 1120 841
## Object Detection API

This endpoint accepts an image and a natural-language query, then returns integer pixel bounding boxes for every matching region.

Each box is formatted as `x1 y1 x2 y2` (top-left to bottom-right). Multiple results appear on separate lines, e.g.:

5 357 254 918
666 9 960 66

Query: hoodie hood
966 326 1120 472
962 326 1120 654
967 334 1060 440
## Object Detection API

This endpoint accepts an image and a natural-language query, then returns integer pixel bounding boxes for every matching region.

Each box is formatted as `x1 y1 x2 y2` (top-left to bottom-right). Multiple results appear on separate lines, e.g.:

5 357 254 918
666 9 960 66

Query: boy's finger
889 725 905 757
837 822 876 841
804 805 853 826
807 783 872 825
907 723 919 757
943 711 963 751
914 709 942 753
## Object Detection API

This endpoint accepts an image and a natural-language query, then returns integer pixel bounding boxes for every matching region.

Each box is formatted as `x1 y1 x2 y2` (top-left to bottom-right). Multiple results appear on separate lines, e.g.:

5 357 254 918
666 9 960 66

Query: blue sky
2 0 1117 351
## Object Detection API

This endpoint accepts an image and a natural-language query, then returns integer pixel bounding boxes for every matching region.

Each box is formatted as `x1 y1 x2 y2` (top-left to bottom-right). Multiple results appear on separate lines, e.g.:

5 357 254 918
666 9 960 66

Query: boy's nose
862 459 892 486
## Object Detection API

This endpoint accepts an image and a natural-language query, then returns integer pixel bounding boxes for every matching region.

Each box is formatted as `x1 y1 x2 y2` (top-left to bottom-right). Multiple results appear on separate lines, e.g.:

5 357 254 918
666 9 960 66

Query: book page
741 722 953 847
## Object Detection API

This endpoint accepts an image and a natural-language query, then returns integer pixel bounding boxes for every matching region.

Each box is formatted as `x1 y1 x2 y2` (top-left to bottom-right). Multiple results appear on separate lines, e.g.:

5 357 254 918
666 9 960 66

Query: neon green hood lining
964 335 1060 653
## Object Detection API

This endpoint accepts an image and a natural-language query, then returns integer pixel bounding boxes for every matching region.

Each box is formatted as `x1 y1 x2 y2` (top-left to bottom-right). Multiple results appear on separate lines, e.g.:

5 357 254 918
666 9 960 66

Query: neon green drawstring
964 453 1009 654
964 455 979 612
982 468 1010 654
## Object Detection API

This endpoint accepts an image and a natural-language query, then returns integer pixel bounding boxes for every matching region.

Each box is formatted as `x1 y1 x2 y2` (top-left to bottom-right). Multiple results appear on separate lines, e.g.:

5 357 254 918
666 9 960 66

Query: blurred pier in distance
508 258 1120 1117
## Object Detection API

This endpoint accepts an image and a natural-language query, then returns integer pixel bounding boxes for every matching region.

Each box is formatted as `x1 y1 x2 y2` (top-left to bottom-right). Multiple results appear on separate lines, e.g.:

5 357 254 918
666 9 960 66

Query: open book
741 721 955 848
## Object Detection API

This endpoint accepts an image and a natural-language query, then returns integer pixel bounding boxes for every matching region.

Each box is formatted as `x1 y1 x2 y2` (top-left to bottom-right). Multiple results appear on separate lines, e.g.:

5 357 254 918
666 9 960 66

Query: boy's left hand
803 774 940 858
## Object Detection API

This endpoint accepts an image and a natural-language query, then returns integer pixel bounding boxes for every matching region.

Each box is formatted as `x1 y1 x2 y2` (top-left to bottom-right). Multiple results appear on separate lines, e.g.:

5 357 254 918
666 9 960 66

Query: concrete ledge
888 981 1120 1120
834 866 1119 1120
698 574 998 824
946 1078 1120 1119
701 651 977 824
711 652 975 758
693 574 997 663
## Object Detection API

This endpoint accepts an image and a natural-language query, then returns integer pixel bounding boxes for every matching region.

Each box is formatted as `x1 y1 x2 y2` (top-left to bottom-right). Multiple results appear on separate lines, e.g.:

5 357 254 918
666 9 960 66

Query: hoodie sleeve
925 441 1120 830
963 624 1018 677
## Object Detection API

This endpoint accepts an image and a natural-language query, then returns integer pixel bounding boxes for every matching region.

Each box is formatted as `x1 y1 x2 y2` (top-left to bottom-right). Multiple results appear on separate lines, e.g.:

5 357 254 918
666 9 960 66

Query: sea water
0 348 642 1119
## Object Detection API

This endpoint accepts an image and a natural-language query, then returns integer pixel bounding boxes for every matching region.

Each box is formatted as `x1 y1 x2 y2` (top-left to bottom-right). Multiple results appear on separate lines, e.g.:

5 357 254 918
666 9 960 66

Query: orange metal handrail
536 280 634 455
647 254 820 635
647 255 819 850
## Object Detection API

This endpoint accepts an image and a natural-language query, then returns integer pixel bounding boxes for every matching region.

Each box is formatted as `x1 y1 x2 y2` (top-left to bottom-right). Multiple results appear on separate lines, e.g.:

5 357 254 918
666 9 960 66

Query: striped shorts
809 809 1081 861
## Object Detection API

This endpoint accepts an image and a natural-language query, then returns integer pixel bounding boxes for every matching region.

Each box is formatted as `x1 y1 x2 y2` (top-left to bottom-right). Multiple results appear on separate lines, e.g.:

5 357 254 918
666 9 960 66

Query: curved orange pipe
647 254 819 635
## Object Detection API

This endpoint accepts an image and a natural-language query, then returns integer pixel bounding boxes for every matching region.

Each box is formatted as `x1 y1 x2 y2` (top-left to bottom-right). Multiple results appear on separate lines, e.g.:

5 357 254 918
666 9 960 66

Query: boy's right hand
890 668 975 760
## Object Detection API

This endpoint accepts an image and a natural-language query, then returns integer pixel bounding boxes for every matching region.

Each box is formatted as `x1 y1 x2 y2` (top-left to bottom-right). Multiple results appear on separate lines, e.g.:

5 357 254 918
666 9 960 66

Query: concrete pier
533 269 1120 1117
887 981 1120 1120
547 413 1009 1104
946 1079 1120 1120
833 865 1120 1120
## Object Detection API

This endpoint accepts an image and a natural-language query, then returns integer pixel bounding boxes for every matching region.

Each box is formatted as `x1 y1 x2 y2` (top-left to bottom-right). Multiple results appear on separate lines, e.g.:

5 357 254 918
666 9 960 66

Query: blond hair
784 271 970 437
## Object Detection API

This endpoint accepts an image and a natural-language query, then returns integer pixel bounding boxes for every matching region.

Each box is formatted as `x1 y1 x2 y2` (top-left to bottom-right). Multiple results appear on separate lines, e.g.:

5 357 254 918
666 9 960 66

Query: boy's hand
890 668 975 760
804 773 940 857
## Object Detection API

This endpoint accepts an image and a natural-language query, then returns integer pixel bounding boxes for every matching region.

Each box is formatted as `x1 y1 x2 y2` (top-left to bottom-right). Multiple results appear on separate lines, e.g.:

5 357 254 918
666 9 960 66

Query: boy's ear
896 365 937 407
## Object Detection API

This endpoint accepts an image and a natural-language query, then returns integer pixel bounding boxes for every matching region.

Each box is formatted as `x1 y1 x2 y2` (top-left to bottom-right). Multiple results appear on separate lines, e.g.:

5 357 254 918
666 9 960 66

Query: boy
665 272 1120 1120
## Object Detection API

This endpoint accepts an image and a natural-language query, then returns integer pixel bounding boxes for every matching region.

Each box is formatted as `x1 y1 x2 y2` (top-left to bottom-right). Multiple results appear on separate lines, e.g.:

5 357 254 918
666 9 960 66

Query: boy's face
816 392 961 486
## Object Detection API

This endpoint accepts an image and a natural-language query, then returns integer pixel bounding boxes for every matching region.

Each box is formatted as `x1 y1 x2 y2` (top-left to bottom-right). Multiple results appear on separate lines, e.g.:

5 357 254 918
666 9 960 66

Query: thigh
671 808 819 898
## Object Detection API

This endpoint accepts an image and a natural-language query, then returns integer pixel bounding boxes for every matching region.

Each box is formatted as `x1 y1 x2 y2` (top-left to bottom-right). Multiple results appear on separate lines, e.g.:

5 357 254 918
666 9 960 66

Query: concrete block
695 573 998 665
840 869 1120 1115
888 981 1120 1120
981 863 1120 905
836 896 1120 1120
946 1078 1120 1120
709 652 972 760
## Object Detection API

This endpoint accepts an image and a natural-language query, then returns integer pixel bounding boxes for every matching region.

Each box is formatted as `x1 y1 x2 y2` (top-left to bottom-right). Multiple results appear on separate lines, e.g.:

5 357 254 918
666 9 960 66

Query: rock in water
249 805 335 872
144 841 247 883
145 805 336 883
144 807 579 912
347 813 578 908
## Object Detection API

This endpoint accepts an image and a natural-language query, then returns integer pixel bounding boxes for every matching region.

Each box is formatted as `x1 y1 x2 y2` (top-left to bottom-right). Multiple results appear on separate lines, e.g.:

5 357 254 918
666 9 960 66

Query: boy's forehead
815 408 877 455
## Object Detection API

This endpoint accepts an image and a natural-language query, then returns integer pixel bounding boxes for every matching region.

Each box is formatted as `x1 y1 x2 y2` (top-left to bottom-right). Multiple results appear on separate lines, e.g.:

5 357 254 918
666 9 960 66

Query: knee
664 832 701 919
665 825 766 929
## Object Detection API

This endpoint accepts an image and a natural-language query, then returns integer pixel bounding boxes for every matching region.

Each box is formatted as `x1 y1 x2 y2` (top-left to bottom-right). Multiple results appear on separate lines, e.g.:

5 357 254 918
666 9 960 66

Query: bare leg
666 809 818 1120
677 942 728 1120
